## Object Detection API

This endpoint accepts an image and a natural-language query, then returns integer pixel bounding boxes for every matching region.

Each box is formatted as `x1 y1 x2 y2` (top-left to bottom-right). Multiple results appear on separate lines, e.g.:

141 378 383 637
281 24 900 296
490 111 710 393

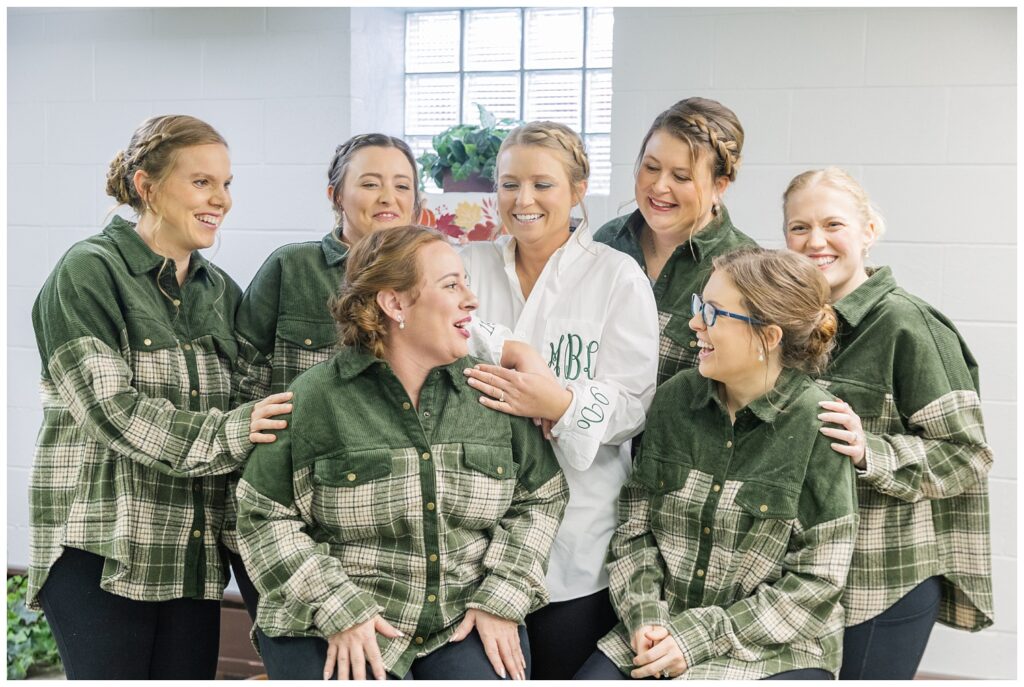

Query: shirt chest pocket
278 318 338 353
311 448 405 541
637 455 694 535
542 318 602 382
722 480 801 594
125 314 184 397
440 443 517 531
818 377 894 435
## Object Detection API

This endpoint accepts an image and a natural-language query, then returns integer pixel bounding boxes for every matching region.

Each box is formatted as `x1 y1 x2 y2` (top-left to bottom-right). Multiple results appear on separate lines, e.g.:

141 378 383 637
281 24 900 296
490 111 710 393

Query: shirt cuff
625 600 670 636
856 433 893 489
467 574 533 624
224 400 259 463
314 583 382 638
548 387 577 436
667 609 720 671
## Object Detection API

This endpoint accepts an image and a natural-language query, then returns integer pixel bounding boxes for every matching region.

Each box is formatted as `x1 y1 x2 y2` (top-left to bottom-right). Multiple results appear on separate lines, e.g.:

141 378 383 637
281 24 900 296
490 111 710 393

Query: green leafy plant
417 103 521 189
7 575 62 680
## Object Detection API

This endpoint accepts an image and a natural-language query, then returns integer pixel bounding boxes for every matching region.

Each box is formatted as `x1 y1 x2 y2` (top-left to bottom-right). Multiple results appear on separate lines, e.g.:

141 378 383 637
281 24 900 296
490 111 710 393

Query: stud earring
758 349 764 362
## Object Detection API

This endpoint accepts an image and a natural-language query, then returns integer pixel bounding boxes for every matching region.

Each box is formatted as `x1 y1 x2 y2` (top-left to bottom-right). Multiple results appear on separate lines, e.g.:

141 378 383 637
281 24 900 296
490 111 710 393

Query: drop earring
398 316 406 330
758 349 764 362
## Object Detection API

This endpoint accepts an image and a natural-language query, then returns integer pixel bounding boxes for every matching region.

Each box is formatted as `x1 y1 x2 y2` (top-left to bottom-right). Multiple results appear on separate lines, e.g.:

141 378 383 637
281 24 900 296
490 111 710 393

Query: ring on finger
661 669 672 679
499 390 505 403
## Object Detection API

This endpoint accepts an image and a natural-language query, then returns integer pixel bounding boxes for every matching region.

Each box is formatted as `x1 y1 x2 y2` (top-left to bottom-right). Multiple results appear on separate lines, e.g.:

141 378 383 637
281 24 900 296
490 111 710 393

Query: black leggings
839 576 942 680
575 650 832 680
228 549 260 622
36 547 221 680
525 587 619 679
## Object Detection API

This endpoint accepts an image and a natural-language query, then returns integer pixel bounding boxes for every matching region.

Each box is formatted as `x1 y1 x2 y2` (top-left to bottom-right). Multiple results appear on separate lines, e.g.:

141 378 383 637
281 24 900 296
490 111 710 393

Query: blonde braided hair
497 121 591 231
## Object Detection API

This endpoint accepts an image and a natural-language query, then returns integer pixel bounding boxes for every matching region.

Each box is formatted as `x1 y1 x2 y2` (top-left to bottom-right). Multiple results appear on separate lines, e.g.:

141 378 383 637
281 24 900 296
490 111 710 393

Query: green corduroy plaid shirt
819 266 994 631
593 206 757 385
597 368 859 680
28 216 257 607
234 228 348 402
237 346 569 678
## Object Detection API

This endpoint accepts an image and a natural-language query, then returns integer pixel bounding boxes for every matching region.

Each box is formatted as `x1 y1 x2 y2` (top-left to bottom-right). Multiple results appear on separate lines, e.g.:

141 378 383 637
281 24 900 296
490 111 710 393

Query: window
405 7 614 193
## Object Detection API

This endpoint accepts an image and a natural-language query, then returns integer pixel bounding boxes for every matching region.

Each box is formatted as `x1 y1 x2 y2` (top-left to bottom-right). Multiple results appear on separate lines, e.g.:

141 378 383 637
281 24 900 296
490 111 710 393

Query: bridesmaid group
27 96 993 680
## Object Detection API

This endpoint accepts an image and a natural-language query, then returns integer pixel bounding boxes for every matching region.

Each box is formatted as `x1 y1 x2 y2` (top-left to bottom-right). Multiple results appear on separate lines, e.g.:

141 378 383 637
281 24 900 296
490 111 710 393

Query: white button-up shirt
461 228 659 602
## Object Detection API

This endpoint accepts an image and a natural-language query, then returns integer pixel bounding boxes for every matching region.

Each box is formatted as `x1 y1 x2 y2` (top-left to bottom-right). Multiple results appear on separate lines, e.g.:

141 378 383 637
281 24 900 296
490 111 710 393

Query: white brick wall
609 7 1015 680
6 7 1015 679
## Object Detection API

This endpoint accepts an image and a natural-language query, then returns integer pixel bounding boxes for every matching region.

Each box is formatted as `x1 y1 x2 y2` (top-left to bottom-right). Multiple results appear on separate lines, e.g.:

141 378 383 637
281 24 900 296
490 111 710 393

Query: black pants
840 576 942 680
525 587 619 679
260 625 531 680
228 549 260 622
36 547 221 680
574 650 832 680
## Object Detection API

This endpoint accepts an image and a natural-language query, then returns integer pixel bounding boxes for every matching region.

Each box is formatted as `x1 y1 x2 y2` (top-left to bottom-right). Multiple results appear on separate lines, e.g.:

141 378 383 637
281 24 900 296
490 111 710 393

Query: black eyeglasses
691 293 765 328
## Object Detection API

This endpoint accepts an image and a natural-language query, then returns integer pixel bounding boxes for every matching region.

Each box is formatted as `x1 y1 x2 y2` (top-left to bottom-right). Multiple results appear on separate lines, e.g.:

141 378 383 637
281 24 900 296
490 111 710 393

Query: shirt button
658 480 665 488
403 402 412 410
191 390 198 397
415 636 425 645
725 440 733 448
426 502 435 511
712 484 721 493
183 343 192 351
304 338 312 346
496 466 504 475
423 411 430 418
759 504 769 513
696 569 705 578
429 554 438 562
347 473 357 482
427 594 436 603
422 452 431 461
688 340 697 348
192 529 202 538
143 338 152 346
703 527 711 535
194 482 202 492
172 299 181 307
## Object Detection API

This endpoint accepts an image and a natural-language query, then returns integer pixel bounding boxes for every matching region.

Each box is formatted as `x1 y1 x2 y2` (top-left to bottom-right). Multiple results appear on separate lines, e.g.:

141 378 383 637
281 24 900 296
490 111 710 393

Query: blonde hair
327 133 423 228
497 121 591 232
782 167 887 239
635 97 744 233
106 114 228 214
331 225 446 358
712 248 837 375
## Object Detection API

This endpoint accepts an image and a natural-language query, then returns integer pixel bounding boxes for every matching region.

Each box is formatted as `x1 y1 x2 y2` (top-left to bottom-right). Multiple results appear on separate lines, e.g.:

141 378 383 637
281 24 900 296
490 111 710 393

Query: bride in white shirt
460 121 659 679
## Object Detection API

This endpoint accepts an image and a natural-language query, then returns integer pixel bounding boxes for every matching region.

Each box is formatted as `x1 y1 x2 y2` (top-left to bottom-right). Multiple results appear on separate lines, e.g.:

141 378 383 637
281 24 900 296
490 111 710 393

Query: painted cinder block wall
7 7 1015 679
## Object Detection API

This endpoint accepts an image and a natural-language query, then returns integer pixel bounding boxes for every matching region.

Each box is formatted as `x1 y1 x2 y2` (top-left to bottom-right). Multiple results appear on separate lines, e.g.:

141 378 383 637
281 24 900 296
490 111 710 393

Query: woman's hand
323 615 404 680
464 364 572 423
450 608 526 680
249 391 293 444
631 626 688 679
818 399 867 469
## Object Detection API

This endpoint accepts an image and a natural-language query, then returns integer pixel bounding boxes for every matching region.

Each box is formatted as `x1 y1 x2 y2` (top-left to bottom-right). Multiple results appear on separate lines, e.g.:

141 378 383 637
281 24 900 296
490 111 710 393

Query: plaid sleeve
233 335 272 405
861 389 992 502
606 470 671 635
668 512 858 668
237 429 381 638
467 418 569 622
49 336 255 477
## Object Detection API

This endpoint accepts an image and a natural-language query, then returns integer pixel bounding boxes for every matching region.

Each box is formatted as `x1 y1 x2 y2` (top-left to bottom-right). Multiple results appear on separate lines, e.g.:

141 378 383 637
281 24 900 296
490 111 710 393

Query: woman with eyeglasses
783 168 993 679
576 248 859 680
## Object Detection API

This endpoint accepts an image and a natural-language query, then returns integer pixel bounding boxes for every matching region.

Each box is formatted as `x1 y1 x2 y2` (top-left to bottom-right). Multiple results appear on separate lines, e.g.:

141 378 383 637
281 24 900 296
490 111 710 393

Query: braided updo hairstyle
105 115 228 214
711 247 837 375
497 121 591 231
330 225 445 359
326 133 423 228
635 97 744 231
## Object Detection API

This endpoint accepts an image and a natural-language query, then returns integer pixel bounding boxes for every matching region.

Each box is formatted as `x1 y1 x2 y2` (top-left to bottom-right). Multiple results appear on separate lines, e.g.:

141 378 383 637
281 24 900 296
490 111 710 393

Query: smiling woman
27 114 292 680
236 225 569 680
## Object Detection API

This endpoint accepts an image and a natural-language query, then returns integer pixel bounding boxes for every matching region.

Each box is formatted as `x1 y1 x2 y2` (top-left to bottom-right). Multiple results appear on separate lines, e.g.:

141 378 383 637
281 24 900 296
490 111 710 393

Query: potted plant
7 575 62 679
417 103 521 192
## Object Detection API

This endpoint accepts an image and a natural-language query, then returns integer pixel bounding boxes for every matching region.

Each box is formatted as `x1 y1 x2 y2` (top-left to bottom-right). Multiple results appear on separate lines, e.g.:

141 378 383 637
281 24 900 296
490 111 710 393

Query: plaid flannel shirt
227 229 347 551
237 347 569 677
818 266 994 631
598 368 859 680
593 207 757 385
28 216 256 607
